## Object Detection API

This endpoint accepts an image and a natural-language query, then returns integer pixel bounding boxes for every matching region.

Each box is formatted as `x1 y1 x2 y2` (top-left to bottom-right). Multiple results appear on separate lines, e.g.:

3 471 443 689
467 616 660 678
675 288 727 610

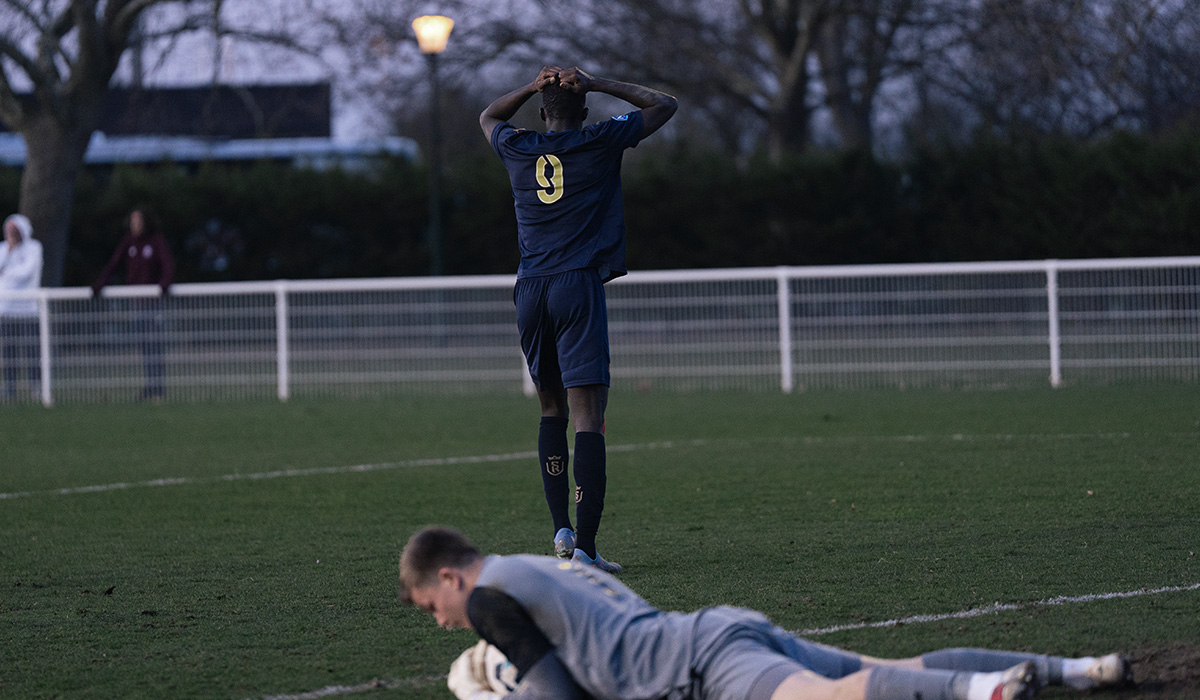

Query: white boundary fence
1 256 1197 405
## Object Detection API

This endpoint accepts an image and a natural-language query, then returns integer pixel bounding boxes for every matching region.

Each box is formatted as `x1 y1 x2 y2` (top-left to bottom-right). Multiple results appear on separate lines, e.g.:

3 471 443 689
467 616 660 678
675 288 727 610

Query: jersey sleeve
599 111 645 151
467 586 554 677
467 586 588 698
490 122 518 155
508 654 587 700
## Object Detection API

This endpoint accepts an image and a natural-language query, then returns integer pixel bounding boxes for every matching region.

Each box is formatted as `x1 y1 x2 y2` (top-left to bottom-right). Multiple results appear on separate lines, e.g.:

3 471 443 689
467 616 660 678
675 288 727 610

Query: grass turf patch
1 385 1197 699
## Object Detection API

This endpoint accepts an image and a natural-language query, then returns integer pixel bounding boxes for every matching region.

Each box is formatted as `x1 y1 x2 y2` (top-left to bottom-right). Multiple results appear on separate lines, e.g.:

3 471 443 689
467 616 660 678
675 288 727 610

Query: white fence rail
1 257 1198 405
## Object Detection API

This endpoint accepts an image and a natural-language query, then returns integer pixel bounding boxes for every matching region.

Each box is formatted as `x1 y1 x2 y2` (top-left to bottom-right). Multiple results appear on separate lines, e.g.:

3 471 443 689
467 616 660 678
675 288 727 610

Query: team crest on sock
575 486 583 503
545 456 565 476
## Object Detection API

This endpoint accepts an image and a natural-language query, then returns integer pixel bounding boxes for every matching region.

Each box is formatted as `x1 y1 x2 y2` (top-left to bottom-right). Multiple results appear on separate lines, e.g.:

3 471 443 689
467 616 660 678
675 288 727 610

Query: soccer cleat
991 661 1038 700
1086 654 1133 688
572 548 623 574
553 528 576 559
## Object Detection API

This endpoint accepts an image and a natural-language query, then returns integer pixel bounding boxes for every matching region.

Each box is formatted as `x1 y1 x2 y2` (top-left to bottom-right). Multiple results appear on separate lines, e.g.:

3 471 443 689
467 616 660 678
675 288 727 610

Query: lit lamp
412 15 454 276
412 15 454 54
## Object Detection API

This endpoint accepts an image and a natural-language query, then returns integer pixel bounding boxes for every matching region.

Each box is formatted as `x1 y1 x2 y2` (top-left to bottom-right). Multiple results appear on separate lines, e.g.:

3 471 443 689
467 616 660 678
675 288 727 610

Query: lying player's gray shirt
474 554 775 700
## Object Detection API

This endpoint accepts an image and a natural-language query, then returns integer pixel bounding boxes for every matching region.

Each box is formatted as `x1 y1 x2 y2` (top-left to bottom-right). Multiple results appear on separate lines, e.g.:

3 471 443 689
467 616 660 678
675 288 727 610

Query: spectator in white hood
0 213 44 401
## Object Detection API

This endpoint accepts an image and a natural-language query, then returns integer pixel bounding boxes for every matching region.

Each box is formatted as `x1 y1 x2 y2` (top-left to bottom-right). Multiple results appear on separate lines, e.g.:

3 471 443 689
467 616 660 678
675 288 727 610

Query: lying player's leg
752 629 1128 700
770 663 1037 700
919 648 1132 690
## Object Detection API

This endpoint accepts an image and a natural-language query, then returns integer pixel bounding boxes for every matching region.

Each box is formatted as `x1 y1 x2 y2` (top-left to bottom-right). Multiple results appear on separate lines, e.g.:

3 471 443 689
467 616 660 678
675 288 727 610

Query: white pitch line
0 451 540 500
0 440 708 501
796 582 1200 636
252 582 1200 700
0 431 1164 502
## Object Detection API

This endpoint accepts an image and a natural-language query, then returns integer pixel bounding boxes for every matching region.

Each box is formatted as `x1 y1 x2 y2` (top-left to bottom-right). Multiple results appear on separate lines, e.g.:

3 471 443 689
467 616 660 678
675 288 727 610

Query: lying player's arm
447 641 586 700
466 587 588 700
479 66 563 140
506 653 584 700
557 67 678 139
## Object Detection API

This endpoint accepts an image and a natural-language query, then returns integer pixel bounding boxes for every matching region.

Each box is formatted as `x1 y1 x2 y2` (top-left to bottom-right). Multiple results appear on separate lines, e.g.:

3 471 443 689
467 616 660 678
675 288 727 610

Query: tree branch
0 0 47 32
0 62 27 129
106 0 171 52
72 0 105 77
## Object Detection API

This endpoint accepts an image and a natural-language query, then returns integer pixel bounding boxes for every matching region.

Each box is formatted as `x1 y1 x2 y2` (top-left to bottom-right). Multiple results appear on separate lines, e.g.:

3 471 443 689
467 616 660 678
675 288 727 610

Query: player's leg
548 269 617 571
566 383 615 569
714 617 1038 700
920 648 1132 690
1 318 18 398
537 380 575 556
699 635 1033 700
769 663 1036 700
516 277 574 551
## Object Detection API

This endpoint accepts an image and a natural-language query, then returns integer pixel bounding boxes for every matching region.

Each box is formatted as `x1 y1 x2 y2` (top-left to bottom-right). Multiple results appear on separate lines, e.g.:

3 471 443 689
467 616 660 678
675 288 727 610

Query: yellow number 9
536 154 564 204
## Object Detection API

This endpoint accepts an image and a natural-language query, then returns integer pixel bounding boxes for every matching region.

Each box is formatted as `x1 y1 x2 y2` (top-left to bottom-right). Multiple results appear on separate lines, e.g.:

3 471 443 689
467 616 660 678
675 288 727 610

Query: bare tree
1100 0 1200 133
522 0 946 159
909 0 1200 142
1 1 182 285
321 0 951 160
0 0 318 286
815 0 950 153
526 0 832 160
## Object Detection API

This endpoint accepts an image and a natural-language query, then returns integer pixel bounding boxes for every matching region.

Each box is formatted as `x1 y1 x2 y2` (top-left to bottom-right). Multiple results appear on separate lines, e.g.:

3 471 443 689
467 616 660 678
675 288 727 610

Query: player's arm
3 241 41 284
479 66 563 140
466 587 586 700
447 642 587 700
92 234 131 296
557 67 678 139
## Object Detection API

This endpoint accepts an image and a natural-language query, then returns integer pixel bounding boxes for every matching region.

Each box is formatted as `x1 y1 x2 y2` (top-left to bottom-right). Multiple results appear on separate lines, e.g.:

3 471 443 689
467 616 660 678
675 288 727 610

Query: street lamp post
412 15 454 277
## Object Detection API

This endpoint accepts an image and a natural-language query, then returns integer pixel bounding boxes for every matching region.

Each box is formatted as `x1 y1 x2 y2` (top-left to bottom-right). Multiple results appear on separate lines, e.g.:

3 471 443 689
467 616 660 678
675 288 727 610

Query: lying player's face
410 570 471 630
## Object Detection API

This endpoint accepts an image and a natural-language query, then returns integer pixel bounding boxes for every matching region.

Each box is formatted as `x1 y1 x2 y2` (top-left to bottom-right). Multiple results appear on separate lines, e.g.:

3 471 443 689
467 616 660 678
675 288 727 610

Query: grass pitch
1 386 1198 699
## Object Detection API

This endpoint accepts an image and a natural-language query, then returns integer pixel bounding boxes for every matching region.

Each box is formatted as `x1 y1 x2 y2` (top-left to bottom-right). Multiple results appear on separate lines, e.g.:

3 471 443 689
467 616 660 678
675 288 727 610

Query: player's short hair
541 85 586 122
399 526 482 603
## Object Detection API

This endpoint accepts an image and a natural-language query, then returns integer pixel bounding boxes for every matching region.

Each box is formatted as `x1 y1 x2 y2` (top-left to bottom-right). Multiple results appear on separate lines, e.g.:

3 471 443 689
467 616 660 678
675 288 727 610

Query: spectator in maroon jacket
92 207 176 402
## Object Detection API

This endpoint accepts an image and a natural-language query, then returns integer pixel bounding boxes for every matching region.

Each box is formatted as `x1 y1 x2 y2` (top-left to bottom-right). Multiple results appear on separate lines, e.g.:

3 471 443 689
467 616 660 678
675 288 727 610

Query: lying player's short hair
542 84 586 122
399 526 482 602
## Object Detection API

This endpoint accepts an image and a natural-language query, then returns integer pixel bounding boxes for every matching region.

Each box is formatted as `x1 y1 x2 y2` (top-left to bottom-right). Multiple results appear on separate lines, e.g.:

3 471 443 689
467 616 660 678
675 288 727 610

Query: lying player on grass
402 527 1133 700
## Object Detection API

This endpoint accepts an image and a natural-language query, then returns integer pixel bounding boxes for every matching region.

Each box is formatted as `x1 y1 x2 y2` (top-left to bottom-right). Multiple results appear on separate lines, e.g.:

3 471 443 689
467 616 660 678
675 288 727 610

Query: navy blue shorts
514 268 610 390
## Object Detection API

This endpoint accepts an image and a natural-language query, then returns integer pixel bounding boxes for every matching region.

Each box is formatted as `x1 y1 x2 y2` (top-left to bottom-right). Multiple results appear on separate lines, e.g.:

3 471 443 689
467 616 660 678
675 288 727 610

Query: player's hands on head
557 67 592 94
535 66 564 92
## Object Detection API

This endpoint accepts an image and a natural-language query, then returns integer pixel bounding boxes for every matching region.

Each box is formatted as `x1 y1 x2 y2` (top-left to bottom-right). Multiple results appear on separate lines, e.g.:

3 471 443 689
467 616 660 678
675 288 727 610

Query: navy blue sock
538 417 572 533
572 431 606 558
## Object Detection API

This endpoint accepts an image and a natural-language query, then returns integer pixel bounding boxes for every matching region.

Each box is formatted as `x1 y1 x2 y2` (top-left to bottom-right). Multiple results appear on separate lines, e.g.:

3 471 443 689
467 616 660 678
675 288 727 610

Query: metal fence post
275 281 290 402
1045 260 1062 388
37 293 52 406
777 267 794 393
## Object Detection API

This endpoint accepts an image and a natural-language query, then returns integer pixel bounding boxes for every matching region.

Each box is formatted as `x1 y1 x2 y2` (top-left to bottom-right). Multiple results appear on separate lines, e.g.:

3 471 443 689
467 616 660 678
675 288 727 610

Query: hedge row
3 128 1197 286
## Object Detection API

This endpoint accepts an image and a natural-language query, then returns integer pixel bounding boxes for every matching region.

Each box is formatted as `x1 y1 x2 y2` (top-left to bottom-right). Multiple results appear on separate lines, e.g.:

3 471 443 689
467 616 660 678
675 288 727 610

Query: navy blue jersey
491 112 644 282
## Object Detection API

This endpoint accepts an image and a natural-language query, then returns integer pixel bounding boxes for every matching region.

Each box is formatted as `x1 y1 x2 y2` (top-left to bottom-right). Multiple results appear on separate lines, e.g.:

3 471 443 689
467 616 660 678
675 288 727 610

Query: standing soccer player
479 66 677 572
